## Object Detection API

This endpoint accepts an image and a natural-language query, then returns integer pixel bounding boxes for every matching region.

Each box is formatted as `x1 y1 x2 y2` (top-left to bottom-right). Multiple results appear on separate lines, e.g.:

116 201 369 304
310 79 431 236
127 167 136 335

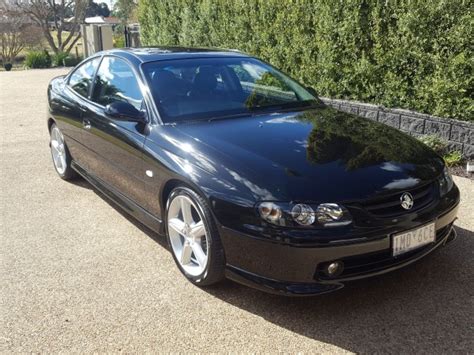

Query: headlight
257 202 352 227
439 166 454 196
258 202 283 225
316 203 352 227
291 204 316 225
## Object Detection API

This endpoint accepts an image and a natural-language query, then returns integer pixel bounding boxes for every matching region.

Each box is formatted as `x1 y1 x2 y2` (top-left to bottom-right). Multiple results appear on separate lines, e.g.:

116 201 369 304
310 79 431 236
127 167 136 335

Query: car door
80 55 149 207
55 57 101 166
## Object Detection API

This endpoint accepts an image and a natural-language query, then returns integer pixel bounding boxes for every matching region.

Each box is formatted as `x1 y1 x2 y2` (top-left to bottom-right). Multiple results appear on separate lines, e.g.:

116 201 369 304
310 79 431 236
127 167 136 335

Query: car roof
102 46 250 64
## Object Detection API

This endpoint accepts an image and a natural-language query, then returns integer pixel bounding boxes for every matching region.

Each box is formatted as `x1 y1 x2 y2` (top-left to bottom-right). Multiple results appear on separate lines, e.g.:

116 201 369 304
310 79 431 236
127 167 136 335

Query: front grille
360 182 436 217
316 223 453 281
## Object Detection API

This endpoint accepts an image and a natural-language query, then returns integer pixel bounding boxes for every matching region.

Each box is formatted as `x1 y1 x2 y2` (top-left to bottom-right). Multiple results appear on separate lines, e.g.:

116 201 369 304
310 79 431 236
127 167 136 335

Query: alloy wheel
167 195 209 276
50 126 67 175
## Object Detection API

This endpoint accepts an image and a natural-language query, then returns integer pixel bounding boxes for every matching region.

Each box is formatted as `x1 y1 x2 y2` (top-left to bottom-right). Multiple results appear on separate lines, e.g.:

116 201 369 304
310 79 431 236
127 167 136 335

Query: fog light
325 261 344 277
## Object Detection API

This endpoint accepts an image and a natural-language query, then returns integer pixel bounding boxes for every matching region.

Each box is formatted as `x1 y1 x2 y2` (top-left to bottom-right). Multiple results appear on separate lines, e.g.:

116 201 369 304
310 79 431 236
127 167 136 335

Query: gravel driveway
1 68 473 353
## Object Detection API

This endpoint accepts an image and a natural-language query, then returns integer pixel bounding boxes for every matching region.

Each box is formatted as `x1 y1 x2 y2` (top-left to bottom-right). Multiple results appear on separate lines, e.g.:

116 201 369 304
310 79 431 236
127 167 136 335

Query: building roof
84 16 120 24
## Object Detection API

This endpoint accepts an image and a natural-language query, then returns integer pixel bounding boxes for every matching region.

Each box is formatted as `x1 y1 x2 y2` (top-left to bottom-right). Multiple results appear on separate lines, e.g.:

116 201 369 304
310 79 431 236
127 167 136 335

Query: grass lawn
51 30 84 57
1 30 83 71
15 30 84 58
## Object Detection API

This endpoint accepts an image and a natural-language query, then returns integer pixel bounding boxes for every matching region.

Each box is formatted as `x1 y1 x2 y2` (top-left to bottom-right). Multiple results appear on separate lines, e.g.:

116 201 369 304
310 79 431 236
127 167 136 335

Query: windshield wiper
250 100 323 114
207 112 254 122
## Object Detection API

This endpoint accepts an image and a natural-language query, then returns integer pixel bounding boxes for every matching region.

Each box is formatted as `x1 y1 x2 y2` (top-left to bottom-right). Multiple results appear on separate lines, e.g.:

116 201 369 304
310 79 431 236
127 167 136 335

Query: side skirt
71 161 165 236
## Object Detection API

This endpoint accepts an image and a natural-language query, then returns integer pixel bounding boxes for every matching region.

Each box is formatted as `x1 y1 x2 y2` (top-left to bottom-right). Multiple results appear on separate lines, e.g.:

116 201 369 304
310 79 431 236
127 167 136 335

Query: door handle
83 119 91 130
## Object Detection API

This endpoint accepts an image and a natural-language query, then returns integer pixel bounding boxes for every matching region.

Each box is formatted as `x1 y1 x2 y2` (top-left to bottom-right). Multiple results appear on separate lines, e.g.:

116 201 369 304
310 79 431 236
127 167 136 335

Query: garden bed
449 166 473 180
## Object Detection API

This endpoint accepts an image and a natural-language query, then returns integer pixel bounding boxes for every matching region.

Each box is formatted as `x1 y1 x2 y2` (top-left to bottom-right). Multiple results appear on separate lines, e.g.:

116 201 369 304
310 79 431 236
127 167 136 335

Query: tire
165 186 225 286
49 123 77 180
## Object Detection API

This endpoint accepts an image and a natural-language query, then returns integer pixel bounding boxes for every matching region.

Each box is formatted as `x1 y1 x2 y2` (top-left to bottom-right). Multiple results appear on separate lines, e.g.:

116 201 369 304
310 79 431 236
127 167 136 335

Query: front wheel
49 123 77 180
165 187 225 286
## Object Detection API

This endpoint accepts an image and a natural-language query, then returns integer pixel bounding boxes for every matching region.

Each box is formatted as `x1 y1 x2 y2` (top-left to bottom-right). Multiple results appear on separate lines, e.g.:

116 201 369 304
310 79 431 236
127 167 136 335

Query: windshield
142 57 320 123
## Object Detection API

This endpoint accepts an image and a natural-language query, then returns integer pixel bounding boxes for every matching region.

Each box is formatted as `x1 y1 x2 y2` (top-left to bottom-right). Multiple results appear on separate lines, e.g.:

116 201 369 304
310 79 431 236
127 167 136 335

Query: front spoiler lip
224 226 457 296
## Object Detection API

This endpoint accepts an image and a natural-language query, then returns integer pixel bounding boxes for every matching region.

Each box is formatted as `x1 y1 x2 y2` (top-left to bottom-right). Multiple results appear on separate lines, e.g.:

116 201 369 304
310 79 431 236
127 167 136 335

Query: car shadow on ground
69 178 95 190
88 181 473 353
204 225 474 353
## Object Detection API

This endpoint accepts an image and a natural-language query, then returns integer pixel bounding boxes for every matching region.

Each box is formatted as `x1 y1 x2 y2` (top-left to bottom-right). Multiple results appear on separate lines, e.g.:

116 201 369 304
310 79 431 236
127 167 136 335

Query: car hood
159 106 444 203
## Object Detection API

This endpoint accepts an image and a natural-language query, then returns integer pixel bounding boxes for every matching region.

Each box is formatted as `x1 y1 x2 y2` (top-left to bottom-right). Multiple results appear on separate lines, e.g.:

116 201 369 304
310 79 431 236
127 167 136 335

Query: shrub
63 55 82 67
52 52 69 67
443 151 463 167
51 52 82 67
138 0 474 122
25 50 51 69
114 33 125 48
418 135 448 155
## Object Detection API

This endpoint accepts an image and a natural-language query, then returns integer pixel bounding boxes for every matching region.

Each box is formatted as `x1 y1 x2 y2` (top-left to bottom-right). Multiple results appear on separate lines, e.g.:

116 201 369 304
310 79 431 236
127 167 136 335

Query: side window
68 58 100 98
91 57 143 110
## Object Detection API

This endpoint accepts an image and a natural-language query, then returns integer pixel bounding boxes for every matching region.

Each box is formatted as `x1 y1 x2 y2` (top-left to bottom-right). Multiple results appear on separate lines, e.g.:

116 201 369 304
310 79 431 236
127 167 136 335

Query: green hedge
138 0 473 122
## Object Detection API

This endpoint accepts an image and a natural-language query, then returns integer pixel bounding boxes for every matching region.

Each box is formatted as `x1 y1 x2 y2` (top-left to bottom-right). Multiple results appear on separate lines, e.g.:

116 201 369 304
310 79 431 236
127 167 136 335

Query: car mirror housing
105 101 146 122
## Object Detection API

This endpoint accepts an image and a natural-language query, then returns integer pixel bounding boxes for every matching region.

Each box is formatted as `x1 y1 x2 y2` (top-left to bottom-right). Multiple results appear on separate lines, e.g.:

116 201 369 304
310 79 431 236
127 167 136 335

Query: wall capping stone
321 97 474 159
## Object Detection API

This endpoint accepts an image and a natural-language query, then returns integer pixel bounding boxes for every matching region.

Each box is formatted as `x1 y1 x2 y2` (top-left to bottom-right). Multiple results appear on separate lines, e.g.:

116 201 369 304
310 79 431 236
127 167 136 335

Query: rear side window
68 58 100 98
91 56 143 110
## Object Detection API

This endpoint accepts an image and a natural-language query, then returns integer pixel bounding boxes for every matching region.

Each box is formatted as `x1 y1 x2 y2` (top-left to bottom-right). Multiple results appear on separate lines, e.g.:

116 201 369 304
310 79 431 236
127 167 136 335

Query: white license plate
392 222 436 257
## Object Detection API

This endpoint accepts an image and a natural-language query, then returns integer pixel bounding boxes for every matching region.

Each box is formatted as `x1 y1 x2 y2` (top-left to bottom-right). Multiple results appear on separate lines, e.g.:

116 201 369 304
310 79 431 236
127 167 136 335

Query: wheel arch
161 179 196 211
160 178 213 222
47 117 55 133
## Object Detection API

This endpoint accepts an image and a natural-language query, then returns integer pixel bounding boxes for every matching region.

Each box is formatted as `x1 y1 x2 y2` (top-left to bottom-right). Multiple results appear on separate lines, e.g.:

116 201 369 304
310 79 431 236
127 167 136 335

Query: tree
86 1 110 18
16 0 88 54
98 2 110 17
0 3 42 65
113 0 137 24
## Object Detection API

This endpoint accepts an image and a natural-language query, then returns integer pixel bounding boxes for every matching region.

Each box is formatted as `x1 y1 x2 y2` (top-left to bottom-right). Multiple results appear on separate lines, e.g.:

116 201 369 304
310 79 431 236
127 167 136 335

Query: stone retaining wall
321 98 473 159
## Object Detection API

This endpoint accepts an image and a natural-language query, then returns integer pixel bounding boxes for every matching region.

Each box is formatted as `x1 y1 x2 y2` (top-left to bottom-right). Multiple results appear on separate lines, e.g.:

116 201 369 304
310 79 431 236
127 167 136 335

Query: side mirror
105 101 146 122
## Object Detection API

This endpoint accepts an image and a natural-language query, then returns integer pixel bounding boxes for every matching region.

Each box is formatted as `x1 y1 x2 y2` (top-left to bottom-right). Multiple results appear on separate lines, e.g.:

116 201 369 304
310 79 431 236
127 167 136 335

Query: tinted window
142 57 319 123
68 58 100 97
91 56 143 110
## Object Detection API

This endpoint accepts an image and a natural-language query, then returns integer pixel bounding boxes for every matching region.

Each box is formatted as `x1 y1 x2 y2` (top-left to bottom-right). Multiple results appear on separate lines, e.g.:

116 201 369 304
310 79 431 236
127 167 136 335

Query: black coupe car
47 47 460 295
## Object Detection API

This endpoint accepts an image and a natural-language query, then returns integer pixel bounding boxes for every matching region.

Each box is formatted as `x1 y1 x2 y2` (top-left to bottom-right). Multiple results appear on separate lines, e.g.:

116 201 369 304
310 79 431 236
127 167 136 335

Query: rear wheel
49 123 77 180
166 187 225 286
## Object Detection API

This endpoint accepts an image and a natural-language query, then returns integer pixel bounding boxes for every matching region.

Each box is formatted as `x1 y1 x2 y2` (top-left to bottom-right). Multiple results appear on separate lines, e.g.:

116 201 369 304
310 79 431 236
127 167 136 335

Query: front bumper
219 188 460 296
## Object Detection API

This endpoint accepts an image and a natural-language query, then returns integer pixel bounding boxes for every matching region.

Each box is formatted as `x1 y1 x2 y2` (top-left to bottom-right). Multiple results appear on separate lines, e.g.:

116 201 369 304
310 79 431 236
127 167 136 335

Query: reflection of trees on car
245 72 293 108
93 77 120 106
71 77 92 97
302 108 438 178
231 65 253 82
257 72 287 89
